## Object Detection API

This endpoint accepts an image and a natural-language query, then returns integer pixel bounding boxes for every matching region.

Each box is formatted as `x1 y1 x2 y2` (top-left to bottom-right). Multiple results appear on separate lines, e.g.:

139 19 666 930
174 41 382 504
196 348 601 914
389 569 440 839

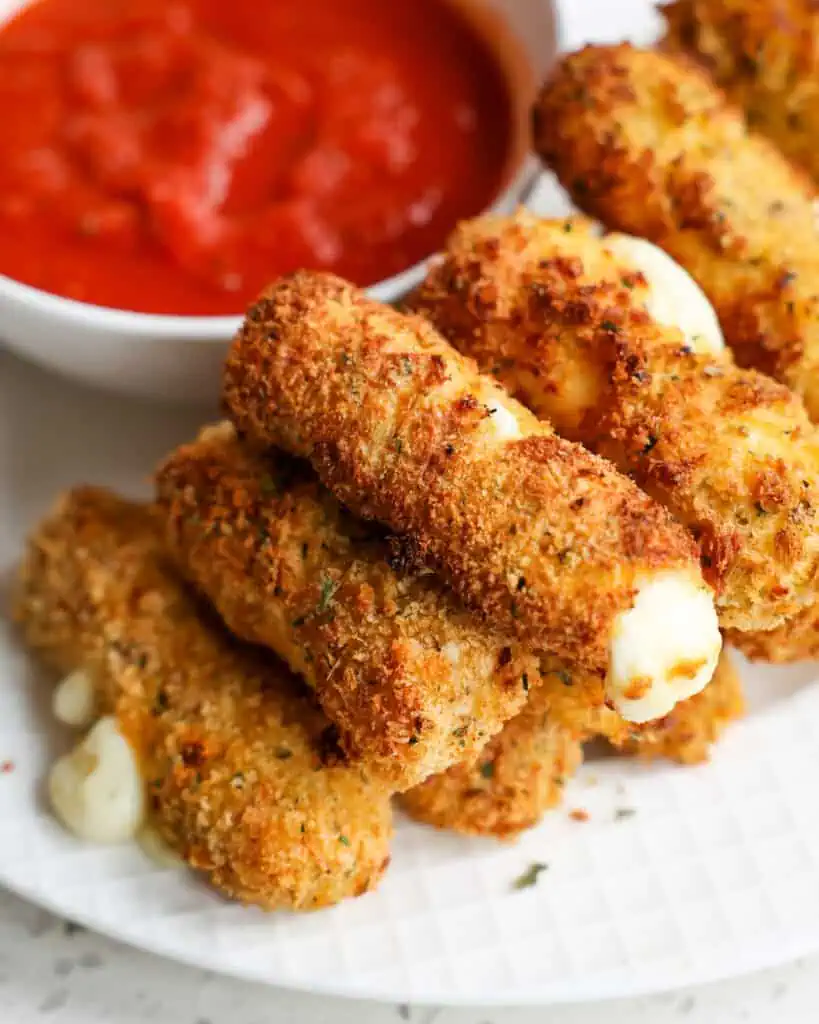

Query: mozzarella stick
155 423 538 790
663 0 819 185
157 424 659 775
533 43 819 420
224 271 720 723
410 211 819 633
399 684 582 840
401 650 742 838
727 604 819 663
614 648 744 764
13 488 392 911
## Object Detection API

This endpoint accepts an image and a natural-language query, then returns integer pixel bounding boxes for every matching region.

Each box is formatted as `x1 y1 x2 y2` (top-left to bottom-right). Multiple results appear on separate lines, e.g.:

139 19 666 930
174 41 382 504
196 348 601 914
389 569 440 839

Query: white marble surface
2 885 819 1023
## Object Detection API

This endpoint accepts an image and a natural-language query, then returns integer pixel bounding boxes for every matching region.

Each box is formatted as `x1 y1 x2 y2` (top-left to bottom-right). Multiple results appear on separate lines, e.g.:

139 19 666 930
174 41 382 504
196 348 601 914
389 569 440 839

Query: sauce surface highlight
0 0 514 314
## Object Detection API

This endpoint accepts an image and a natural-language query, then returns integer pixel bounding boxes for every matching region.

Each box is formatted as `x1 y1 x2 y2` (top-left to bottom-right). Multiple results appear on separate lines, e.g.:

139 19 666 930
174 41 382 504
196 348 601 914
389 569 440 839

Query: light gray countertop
2 886 818 1023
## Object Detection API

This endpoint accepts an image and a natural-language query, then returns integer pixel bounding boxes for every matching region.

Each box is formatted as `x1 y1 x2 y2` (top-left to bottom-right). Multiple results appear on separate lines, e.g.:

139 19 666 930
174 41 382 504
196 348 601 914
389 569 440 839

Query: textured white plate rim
2 858 819 1007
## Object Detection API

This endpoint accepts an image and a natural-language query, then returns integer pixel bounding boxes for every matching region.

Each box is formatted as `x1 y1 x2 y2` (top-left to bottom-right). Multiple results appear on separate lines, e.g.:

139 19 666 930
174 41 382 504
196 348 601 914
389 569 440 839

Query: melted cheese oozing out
605 234 725 356
49 715 145 843
607 572 722 723
52 669 96 728
137 825 184 869
477 385 522 442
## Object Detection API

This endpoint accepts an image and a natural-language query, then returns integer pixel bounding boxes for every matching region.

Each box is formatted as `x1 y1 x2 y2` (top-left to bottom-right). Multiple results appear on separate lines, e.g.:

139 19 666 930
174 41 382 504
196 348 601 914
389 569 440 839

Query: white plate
4 338 819 1009
5 1 819 1003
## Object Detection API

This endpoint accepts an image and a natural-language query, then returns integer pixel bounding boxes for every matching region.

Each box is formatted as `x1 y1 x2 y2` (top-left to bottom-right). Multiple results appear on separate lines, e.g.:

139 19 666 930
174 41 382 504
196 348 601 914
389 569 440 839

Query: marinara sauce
0 0 514 314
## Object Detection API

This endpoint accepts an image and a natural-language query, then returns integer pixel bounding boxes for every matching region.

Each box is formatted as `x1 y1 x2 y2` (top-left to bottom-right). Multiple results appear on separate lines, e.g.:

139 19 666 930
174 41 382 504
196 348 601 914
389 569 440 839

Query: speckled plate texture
3 0 819 1000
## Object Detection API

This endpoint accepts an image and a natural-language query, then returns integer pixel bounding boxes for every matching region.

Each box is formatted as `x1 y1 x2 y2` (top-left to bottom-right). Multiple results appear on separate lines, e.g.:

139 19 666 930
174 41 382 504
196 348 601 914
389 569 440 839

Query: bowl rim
0 156 541 339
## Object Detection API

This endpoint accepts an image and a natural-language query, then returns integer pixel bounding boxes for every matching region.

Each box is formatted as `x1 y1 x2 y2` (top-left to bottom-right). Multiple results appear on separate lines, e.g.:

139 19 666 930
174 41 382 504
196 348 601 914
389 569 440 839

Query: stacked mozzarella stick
15 257 749 910
533 35 819 660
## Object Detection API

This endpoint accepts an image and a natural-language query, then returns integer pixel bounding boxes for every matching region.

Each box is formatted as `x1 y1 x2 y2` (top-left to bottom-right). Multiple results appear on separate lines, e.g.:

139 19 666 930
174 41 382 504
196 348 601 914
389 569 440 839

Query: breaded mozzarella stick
533 43 819 420
663 0 819 186
410 211 819 633
401 650 743 837
14 488 393 911
224 271 720 723
155 423 538 790
400 685 582 840
613 648 744 764
727 603 819 663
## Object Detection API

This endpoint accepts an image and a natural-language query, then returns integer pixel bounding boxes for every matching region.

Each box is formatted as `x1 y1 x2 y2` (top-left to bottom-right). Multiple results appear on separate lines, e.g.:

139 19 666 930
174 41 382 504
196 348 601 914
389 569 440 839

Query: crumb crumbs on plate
569 808 589 822
0 760 14 773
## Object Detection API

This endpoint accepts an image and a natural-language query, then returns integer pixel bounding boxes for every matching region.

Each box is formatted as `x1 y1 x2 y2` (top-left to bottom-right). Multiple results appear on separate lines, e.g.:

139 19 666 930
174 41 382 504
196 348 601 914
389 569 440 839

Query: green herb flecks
317 574 338 614
512 862 548 891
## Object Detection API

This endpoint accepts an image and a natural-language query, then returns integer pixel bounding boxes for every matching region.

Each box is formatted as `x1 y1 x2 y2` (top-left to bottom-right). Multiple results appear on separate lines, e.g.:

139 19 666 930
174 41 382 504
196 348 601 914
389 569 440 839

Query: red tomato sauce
0 0 514 315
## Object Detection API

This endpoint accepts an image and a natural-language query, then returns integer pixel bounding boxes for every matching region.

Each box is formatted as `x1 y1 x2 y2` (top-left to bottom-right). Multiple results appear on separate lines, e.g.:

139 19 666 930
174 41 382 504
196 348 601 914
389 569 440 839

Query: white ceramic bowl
0 0 557 403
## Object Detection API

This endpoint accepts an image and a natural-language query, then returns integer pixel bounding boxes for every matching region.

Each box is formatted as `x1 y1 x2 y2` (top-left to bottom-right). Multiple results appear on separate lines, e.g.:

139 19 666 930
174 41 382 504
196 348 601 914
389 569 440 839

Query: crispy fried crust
727 602 819 662
223 271 702 674
409 210 819 632
401 650 742 837
399 685 582 839
615 649 744 764
533 43 819 420
663 0 819 185
13 488 393 911
155 424 537 790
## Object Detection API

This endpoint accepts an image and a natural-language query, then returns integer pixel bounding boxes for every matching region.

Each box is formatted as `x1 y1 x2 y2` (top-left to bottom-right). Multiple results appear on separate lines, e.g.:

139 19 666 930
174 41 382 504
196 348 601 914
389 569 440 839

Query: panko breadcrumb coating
224 271 717 720
410 210 819 633
400 684 582 840
13 488 393 911
533 43 819 421
402 651 743 838
727 603 819 662
663 0 819 186
155 423 537 790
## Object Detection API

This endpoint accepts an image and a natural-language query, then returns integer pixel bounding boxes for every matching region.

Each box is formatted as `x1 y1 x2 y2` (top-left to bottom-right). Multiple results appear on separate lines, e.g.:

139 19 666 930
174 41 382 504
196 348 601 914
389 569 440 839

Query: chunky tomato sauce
0 0 514 314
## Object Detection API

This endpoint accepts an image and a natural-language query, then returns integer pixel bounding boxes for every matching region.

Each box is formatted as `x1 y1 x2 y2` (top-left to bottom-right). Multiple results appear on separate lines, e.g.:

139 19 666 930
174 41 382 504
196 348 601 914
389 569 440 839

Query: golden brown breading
409 210 819 633
399 684 582 840
533 43 819 421
663 0 819 185
727 602 819 661
155 423 537 790
13 488 393 911
615 649 744 764
223 270 706 681
401 651 742 838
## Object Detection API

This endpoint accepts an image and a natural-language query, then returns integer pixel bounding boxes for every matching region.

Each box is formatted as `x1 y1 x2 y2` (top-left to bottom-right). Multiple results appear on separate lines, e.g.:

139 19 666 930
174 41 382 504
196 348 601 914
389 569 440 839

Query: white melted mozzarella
137 825 184 869
49 715 145 843
605 234 724 356
478 385 522 442
52 669 96 728
607 572 722 723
